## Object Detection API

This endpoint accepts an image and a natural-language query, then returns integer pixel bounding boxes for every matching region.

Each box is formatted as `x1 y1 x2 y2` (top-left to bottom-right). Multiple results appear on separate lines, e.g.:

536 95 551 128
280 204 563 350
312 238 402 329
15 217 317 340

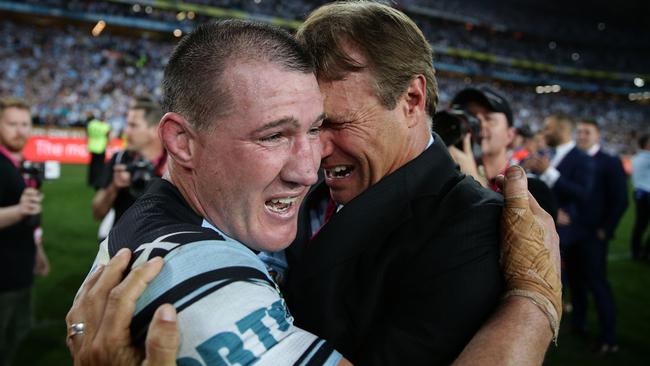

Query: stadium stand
0 0 648 154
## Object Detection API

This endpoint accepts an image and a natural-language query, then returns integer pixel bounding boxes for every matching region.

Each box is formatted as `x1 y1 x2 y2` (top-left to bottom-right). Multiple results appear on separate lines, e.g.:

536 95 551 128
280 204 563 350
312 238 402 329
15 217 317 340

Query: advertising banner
23 136 125 164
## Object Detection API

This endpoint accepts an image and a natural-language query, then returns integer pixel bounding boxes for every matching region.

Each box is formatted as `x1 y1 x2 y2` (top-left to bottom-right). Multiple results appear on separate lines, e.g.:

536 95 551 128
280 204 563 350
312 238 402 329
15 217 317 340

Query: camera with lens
126 158 155 198
432 108 482 160
20 161 46 189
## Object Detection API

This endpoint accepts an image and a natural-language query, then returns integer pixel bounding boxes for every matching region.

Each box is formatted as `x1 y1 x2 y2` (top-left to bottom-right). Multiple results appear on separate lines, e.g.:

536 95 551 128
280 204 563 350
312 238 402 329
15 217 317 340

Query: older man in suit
283 3 560 365
574 119 627 354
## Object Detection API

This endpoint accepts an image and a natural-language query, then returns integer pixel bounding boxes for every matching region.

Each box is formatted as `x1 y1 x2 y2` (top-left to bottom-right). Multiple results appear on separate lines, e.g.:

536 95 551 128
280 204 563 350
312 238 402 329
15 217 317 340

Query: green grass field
11 164 650 365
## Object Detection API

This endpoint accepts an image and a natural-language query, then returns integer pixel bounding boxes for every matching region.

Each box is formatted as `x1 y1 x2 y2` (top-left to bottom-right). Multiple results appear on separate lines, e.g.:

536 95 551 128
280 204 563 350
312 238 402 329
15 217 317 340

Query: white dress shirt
540 140 575 188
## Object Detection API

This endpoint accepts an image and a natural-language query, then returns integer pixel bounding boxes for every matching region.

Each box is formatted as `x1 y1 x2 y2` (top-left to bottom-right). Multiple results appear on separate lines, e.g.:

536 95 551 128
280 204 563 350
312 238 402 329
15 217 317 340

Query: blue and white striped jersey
83 179 341 366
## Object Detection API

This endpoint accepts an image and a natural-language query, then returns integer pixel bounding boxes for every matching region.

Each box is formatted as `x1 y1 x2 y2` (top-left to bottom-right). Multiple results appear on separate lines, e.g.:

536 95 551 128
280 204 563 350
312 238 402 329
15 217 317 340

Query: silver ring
68 322 85 338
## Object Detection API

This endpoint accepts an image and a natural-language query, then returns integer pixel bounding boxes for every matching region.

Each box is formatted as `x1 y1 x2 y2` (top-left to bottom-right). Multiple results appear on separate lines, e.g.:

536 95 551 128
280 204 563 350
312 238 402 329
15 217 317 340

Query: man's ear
401 74 427 128
158 112 196 169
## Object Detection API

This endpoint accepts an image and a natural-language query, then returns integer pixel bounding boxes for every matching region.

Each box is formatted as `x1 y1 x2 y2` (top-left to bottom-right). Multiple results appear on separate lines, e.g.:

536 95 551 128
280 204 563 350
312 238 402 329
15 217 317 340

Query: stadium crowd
18 0 650 72
1 17 646 154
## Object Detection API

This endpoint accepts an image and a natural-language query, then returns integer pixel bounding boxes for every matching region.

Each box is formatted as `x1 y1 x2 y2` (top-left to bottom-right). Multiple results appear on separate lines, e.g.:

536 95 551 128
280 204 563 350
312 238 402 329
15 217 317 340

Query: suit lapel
557 147 580 174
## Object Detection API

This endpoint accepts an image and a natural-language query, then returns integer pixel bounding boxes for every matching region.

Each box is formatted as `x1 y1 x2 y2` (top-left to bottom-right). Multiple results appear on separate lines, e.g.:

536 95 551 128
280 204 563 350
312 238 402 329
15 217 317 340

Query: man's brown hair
579 118 600 131
129 97 163 127
296 1 439 117
0 97 31 117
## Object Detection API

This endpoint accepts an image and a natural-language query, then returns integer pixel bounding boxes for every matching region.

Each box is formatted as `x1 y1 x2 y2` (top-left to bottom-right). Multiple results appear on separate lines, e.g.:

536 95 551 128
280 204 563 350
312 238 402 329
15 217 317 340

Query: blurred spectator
449 86 557 218
510 125 534 156
91 97 166 228
631 134 650 262
0 97 49 366
525 114 595 318
86 114 111 189
574 119 627 354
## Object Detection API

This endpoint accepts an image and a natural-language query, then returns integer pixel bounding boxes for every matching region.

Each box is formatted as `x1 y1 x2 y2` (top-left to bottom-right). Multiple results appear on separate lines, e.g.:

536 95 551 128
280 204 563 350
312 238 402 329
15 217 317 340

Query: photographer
437 87 557 219
0 97 49 366
92 97 166 226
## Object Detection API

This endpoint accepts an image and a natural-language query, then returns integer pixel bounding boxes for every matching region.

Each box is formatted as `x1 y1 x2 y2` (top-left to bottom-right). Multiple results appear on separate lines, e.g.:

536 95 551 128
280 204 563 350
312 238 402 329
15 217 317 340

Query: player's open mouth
324 165 354 179
265 197 298 213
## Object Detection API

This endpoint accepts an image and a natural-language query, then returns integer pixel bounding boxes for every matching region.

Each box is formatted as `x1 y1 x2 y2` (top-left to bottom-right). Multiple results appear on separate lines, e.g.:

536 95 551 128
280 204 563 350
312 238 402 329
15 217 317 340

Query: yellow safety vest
87 119 110 153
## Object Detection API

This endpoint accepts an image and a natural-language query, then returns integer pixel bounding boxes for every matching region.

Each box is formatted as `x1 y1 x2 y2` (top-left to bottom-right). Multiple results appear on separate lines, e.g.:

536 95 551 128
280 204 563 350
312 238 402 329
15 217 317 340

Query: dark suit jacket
284 137 504 365
528 175 558 222
553 146 595 246
580 149 628 240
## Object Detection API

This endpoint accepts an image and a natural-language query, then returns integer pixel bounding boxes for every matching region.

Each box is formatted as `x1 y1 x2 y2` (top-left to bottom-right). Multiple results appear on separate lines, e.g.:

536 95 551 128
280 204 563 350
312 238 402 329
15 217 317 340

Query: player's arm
453 166 561 365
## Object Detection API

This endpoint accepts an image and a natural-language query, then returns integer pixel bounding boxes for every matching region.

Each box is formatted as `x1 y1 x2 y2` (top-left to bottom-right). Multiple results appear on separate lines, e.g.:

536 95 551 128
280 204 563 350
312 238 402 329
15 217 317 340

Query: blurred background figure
573 119 628 354
510 125 535 165
85 113 111 190
91 97 166 233
440 86 558 219
525 114 594 243
0 97 49 366
631 134 650 262
525 113 595 325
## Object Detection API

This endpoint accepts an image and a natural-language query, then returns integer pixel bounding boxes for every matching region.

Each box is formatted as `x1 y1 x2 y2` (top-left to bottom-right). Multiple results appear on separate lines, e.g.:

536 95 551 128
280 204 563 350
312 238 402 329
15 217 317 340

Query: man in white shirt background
525 113 595 334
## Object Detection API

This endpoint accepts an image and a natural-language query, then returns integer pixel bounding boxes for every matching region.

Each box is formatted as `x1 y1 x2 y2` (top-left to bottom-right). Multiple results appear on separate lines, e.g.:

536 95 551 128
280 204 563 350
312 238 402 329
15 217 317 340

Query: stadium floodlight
552 85 561 93
177 12 186 21
535 86 544 94
187 11 196 20
548 41 557 50
173 29 183 38
571 52 580 61
91 20 106 37
132 4 141 13
634 78 645 87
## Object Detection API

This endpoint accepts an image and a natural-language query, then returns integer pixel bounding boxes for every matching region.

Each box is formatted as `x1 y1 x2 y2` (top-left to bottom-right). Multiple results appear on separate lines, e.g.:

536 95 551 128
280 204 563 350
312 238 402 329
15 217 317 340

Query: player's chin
252 220 297 253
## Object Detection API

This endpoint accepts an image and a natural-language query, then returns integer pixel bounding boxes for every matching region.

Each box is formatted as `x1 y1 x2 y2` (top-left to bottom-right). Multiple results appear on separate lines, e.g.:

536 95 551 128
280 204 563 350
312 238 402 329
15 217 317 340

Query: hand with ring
66 248 179 365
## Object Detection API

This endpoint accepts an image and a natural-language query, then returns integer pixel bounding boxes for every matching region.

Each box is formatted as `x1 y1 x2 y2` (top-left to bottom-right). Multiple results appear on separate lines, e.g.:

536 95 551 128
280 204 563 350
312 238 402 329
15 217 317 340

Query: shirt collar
587 144 600 157
0 145 20 168
201 219 239 244
426 135 434 149
555 140 575 156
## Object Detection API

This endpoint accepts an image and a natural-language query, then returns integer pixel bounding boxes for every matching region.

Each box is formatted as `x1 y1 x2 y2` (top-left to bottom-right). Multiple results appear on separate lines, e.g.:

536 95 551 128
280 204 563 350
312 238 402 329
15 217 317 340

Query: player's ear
158 112 196 169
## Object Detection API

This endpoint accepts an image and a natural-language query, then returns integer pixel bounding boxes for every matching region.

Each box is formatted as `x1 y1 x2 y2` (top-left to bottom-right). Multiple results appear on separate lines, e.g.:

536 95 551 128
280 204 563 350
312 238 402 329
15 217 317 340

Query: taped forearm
500 194 562 342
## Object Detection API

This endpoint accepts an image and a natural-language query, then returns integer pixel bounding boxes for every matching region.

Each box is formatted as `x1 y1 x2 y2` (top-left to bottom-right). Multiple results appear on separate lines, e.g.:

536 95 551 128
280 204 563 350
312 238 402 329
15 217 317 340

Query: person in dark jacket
574 119 628 354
